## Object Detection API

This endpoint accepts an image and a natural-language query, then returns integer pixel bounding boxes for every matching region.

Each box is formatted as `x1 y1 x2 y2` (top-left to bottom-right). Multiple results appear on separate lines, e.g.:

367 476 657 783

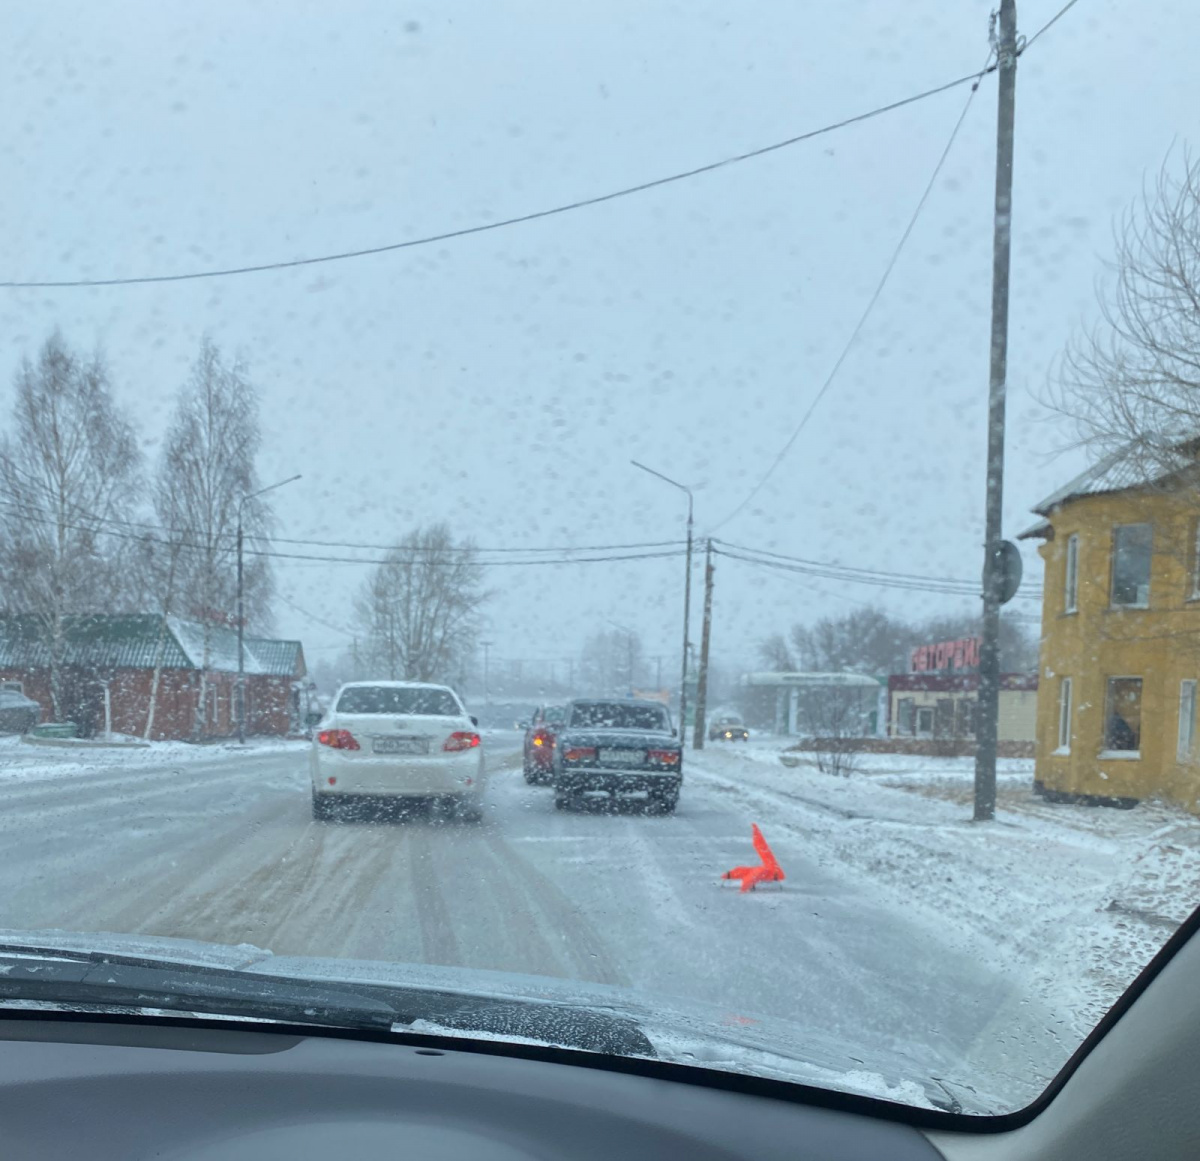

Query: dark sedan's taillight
647 749 681 766
563 746 597 763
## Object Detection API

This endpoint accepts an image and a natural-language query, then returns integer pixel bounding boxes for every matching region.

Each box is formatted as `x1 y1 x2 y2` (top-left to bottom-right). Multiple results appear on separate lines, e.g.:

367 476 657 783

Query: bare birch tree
1051 150 1200 477
354 525 487 682
153 337 274 736
0 333 140 718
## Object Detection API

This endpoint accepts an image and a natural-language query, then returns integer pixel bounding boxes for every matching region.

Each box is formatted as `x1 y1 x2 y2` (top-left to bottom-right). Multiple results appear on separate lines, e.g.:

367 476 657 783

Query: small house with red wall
0 614 307 740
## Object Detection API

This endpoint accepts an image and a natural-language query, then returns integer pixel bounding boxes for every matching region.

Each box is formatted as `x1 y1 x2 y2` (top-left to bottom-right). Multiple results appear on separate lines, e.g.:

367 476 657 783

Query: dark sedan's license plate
374 736 428 755
598 748 645 767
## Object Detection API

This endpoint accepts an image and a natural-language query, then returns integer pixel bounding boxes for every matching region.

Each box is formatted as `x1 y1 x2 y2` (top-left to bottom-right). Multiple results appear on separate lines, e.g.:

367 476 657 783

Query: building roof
1030 438 1195 518
245 637 305 677
740 672 884 688
0 614 193 670
1017 517 1053 542
0 614 303 677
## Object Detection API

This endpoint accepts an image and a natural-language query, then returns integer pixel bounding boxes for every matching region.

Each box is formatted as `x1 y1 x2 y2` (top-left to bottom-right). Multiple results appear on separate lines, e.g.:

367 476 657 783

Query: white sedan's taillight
443 731 481 752
317 728 360 750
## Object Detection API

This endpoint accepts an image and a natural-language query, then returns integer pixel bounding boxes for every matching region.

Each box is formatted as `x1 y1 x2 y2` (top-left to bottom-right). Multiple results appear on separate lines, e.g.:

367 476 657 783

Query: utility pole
481 641 493 707
974 0 1018 822
236 473 300 745
692 539 715 750
631 461 694 742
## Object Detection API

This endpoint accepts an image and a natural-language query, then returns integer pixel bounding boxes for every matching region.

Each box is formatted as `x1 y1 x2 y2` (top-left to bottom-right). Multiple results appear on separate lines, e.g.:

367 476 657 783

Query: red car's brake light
647 749 681 765
443 731 481 752
317 728 360 751
532 729 555 748
563 746 597 762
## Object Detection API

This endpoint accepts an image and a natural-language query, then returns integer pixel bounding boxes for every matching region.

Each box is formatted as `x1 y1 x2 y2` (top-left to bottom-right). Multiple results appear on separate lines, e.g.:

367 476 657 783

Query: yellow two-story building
1021 447 1200 811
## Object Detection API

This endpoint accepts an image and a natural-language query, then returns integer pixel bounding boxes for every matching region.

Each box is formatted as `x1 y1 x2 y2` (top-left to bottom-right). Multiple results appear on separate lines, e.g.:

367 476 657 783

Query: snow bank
0 734 309 783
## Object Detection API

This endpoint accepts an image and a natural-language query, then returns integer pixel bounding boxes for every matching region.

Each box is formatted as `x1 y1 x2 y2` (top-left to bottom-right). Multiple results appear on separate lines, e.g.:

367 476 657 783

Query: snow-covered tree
0 332 140 718
354 524 487 682
153 337 274 735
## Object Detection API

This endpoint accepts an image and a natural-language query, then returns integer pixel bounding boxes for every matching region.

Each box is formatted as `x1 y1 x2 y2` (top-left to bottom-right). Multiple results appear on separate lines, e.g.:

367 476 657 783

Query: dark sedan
551 698 682 814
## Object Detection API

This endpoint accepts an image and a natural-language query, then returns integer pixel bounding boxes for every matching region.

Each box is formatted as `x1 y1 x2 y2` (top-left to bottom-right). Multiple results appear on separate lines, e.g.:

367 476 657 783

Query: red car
522 704 566 785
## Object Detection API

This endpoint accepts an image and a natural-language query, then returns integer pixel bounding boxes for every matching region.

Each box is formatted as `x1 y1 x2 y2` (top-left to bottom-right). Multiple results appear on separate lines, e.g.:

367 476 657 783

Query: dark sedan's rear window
337 686 461 716
569 702 669 731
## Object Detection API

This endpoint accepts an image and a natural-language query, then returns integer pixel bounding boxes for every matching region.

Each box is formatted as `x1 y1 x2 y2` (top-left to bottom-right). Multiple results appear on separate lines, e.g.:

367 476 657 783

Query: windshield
336 686 461 716
569 702 670 731
1 0 1197 1123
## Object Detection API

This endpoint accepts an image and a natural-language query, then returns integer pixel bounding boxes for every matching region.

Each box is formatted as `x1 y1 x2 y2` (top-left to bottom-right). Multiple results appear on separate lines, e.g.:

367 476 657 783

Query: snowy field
0 728 1191 1113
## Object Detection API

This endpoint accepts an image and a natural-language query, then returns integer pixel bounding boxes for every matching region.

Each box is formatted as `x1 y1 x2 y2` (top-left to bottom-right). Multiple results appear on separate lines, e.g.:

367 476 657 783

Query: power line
1020 0 1082 53
275 591 355 638
708 49 993 533
714 538 1038 596
713 543 1040 601
247 533 686 555
0 498 687 568
0 68 999 290
0 484 684 556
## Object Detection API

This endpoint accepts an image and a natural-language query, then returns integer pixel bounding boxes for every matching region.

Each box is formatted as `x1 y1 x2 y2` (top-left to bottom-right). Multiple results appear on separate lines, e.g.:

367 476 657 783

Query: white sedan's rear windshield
337 687 461 716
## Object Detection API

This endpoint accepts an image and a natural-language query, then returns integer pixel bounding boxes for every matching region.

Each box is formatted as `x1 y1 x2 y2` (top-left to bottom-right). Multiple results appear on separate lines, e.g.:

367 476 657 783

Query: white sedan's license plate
374 736 428 755
598 748 645 767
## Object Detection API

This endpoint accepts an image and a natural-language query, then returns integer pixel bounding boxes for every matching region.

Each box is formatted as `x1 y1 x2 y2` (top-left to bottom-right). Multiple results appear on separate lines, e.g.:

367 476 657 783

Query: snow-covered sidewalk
688 739 1200 1042
0 734 309 783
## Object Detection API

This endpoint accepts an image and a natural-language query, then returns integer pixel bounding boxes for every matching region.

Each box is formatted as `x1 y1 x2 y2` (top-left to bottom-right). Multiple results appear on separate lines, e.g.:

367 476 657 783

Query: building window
1191 521 1200 601
1056 677 1072 754
1179 680 1197 762
1111 524 1152 608
896 697 914 736
916 707 934 737
1103 677 1143 756
1064 534 1079 613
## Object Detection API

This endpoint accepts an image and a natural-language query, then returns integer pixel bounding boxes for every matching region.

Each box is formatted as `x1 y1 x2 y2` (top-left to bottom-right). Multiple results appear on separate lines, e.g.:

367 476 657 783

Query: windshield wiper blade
0 952 398 1030
0 947 655 1055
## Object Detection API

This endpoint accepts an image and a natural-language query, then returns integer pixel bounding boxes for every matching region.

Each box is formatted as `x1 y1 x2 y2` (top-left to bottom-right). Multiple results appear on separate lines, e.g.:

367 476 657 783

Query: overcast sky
1 0 1190 680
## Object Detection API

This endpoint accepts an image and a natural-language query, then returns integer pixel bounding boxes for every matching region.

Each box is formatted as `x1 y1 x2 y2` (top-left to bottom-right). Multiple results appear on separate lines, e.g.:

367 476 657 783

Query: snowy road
0 731 1063 1106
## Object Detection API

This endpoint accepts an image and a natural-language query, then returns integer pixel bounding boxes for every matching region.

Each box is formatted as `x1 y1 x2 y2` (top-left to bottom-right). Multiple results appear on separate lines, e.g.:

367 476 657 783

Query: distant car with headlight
310 681 485 821
708 713 749 742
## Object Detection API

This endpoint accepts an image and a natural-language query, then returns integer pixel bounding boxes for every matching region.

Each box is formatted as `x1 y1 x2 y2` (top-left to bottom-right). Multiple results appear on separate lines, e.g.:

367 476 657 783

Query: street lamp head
240 473 302 513
630 459 693 498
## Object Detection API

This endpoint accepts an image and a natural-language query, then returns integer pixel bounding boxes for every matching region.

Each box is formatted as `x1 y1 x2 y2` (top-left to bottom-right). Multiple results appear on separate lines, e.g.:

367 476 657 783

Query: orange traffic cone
722 824 785 893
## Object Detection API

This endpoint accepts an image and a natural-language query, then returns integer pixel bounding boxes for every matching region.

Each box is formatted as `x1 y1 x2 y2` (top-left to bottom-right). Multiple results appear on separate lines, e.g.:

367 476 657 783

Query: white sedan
310 681 485 821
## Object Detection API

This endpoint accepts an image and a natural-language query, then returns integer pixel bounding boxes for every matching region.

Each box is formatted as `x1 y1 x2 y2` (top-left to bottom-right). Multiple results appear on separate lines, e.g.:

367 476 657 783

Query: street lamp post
631 461 694 740
481 641 494 708
237 473 301 745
